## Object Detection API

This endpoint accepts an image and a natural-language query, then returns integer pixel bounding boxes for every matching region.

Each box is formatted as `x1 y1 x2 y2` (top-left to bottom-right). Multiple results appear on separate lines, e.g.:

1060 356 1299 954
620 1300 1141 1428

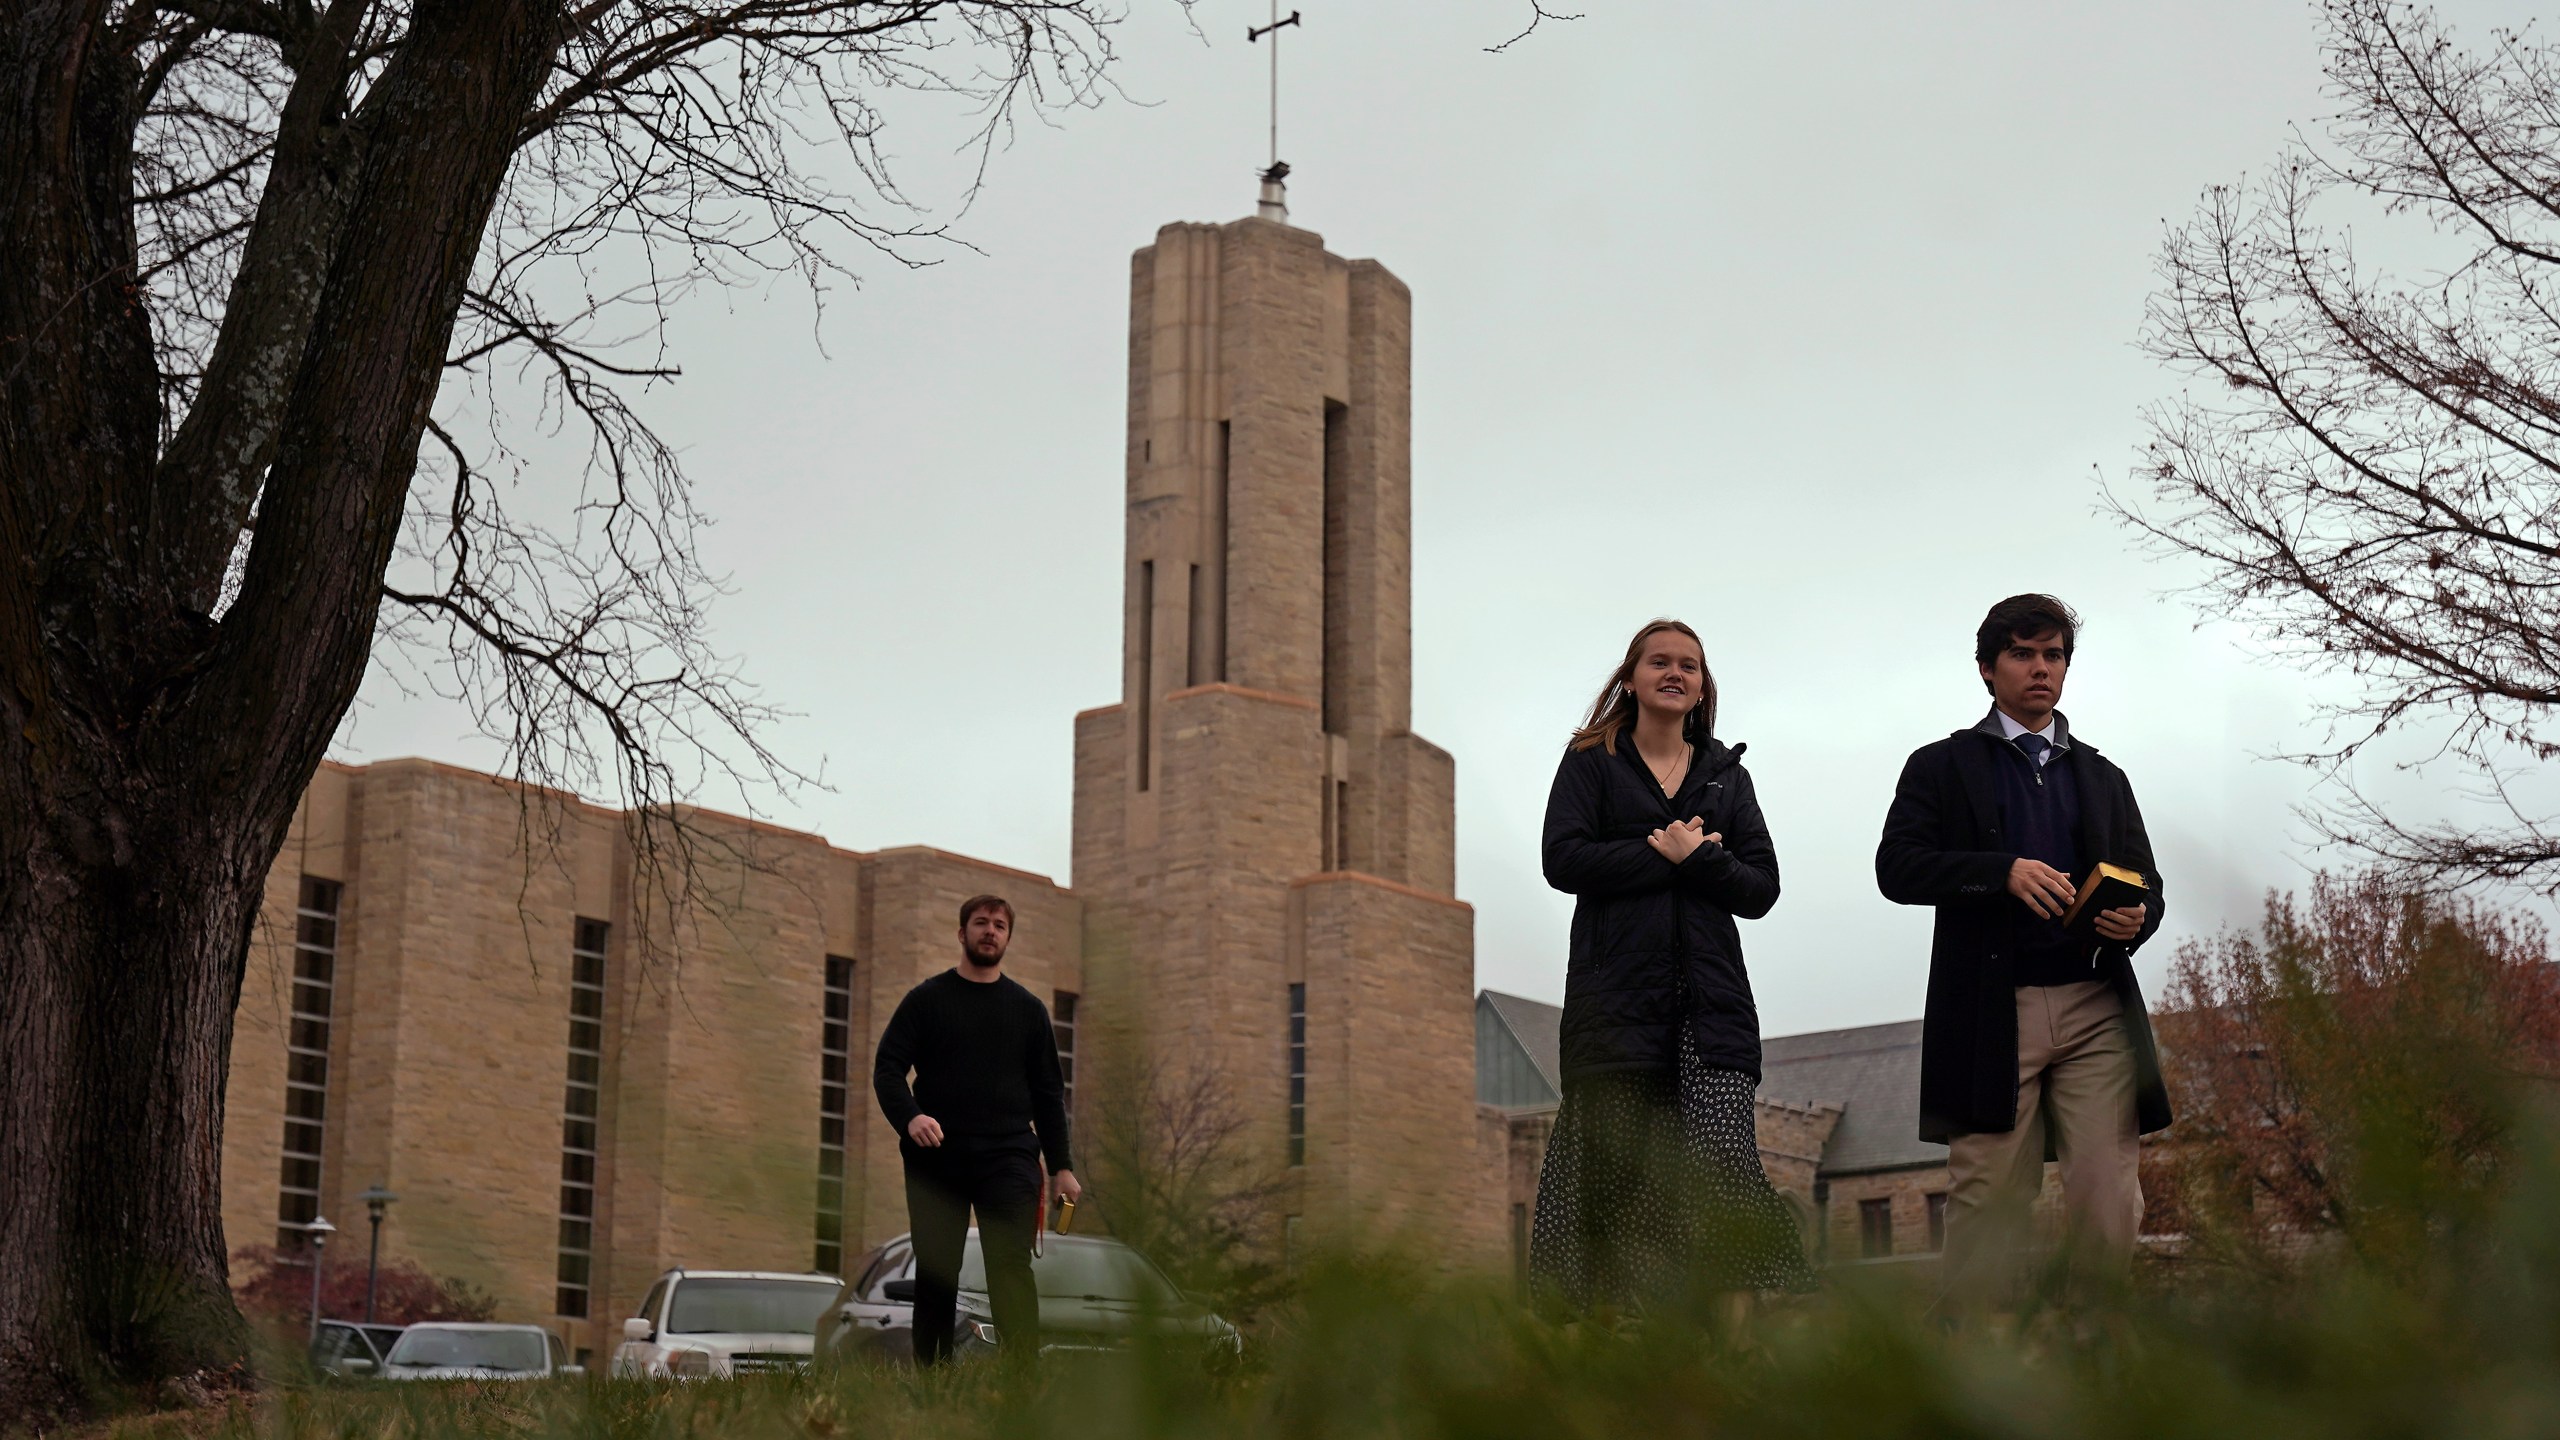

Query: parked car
815 1231 1241 1366
376 1323 578 1380
309 1320 407 1378
612 1269 844 1378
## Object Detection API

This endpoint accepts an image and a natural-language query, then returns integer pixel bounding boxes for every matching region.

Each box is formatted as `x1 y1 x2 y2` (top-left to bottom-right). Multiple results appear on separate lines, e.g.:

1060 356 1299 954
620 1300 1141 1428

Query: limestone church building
222 186 1960 1362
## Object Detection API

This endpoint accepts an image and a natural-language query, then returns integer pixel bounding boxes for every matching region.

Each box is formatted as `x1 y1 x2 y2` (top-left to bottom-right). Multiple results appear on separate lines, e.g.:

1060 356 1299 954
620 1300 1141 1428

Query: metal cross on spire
1247 5 1303 175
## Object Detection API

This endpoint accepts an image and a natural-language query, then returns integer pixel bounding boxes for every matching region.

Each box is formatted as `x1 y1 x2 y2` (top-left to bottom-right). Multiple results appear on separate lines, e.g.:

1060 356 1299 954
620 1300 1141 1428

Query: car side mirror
342 1357 376 1375
882 1279 917 1303
622 1317 652 1342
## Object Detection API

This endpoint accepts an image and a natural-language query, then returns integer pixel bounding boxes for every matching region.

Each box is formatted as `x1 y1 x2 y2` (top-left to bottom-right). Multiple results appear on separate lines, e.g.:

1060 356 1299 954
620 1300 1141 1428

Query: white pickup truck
610 1269 844 1378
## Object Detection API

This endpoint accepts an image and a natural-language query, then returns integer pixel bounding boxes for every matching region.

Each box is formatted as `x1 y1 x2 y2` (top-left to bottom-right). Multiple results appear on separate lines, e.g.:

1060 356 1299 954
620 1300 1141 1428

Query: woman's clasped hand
1645 818 1721 863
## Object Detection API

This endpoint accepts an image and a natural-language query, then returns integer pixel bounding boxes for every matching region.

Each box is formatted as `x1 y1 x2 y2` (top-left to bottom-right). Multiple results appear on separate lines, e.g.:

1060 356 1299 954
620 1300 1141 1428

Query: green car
816 1232 1240 1366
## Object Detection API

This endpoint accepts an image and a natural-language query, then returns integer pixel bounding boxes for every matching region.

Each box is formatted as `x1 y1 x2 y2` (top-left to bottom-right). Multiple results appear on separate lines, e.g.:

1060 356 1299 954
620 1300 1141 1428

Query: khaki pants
1941 980 2141 1304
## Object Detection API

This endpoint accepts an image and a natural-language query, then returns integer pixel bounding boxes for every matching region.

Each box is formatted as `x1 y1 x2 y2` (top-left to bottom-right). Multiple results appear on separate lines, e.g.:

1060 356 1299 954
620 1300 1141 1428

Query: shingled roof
1474 993 1946 1177
1757 1020 1947 1174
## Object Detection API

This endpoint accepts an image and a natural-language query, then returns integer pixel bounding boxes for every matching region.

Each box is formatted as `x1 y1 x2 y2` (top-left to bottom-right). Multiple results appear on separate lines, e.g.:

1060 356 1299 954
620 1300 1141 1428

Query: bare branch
1484 1 1579 56
2118 0 2560 896
156 0 303 50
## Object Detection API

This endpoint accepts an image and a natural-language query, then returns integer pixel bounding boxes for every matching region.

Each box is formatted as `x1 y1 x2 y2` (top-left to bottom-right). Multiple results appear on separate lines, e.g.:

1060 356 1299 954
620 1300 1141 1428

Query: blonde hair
1569 619 1716 753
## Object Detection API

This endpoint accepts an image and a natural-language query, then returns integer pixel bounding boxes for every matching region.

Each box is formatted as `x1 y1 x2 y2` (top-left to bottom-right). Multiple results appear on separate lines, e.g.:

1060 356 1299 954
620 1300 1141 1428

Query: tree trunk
0 0 560 1414
0 764 285 1422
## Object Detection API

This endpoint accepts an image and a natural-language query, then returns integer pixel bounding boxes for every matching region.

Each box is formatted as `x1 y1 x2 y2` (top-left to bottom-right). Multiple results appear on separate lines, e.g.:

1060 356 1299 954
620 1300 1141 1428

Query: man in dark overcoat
1876 594 2172 1301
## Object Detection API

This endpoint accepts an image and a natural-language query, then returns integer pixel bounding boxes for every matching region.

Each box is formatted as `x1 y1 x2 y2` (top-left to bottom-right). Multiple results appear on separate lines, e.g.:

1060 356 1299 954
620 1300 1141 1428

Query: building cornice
1290 869 1471 912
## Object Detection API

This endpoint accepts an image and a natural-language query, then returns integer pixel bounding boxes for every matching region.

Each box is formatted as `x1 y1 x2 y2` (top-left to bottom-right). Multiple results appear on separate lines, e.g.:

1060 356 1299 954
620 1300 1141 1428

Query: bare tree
0 0 1143 1421
1083 1051 1292 1323
2114 0 2560 894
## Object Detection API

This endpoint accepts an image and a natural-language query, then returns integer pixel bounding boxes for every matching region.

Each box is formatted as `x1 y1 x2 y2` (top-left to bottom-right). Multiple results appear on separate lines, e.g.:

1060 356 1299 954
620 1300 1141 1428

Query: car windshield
665 1277 841 1335
384 1327 547 1372
959 1241 1182 1305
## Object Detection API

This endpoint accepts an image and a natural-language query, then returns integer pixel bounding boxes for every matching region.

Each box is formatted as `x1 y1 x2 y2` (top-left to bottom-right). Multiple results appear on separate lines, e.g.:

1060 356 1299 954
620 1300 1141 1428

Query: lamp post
359 1186 398 1324
303 1215 337 1345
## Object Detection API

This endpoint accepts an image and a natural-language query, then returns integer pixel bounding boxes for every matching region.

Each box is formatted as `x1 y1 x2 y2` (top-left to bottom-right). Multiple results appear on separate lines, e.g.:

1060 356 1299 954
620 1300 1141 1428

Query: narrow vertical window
815 956 854 1275
1334 778 1350 873
1319 780 1335 871
1215 420 1231 683
1136 560 1155 792
556 919 608 1318
1052 991 1079 1114
277 877 341 1250
1859 1197 1894 1259
1286 983 1307 1166
1320 398 1350 733
1184 565 1203 688
1925 1191 1948 1252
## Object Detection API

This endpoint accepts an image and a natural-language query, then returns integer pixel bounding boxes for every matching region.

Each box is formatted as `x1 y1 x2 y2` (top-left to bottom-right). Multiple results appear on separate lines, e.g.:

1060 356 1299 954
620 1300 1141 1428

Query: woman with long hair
1529 618 1815 1317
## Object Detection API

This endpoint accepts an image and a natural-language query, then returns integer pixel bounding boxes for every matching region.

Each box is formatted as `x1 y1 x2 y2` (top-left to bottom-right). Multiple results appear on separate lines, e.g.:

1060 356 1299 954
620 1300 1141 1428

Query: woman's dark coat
1876 709 2175 1142
1543 736 1780 1084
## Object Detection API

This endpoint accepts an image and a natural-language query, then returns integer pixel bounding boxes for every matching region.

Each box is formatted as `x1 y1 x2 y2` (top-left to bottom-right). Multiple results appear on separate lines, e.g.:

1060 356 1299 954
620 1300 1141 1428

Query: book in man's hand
2060 862 2149 942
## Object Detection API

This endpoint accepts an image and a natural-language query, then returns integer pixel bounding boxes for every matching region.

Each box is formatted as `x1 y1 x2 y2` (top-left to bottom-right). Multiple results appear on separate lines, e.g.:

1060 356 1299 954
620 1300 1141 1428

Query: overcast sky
342 1 2560 1039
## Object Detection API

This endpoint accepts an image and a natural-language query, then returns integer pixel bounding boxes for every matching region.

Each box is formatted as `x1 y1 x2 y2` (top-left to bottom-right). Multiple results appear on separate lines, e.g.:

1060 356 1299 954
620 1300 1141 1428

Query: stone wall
1753 1099 1844 1221
226 761 1078 1359
225 762 624 1344
1290 873 1483 1264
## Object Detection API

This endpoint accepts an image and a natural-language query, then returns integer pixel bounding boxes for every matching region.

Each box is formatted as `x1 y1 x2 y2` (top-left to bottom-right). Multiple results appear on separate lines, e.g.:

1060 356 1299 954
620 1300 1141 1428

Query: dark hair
1569 619 1716 754
958 894 1014 929
1974 594 2080 689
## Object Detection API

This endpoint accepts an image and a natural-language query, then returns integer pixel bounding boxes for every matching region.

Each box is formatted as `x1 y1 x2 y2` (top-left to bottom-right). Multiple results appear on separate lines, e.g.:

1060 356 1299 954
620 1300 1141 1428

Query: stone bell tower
1071 184 1491 1255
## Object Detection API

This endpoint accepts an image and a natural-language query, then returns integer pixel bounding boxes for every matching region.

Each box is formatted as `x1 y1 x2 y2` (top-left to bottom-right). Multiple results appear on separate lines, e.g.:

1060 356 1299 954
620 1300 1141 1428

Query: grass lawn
68 1221 2560 1440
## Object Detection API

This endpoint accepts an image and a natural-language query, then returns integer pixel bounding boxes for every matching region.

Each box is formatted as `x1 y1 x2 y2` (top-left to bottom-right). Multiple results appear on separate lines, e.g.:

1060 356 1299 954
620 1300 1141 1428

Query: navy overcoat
1876 710 2174 1141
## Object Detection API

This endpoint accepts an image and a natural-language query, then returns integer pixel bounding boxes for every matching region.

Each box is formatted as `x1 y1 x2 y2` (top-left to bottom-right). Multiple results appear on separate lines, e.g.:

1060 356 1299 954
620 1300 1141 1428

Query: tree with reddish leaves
2151 872 2560 1274
0 0 1141 1422
2115 0 2560 894
228 1246 495 1328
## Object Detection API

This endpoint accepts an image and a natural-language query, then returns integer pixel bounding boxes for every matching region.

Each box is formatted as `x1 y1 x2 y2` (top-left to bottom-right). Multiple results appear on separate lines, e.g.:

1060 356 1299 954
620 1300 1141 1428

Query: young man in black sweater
872 894 1082 1363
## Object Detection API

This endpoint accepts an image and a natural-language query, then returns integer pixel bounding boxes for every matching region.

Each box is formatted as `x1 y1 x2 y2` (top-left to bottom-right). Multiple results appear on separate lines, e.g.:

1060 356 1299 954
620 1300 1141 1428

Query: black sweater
872 970 1073 1172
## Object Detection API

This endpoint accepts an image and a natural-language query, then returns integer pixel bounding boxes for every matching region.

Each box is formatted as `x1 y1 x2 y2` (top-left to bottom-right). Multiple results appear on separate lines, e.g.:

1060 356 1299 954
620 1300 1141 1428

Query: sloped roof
1479 991 1563 1095
1474 983 1566 1096
1757 1020 1947 1174
1472 992 1946 1176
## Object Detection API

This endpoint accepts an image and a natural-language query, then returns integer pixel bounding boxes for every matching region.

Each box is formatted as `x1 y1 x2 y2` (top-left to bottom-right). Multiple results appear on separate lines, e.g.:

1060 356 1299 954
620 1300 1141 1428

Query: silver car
376 1322 578 1380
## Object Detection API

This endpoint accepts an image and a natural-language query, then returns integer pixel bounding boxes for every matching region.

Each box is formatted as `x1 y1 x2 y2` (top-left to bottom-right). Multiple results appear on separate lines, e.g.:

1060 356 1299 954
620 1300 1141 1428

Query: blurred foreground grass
85 1137 2560 1440
74 882 2560 1440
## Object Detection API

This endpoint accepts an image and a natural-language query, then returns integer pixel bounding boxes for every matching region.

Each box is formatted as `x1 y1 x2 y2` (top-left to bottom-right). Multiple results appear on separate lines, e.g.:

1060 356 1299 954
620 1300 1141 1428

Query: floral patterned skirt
1530 1028 1817 1314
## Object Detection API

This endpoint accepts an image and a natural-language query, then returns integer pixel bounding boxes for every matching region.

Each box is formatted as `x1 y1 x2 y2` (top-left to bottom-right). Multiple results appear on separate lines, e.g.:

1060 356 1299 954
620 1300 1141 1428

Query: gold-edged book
2061 862 2148 939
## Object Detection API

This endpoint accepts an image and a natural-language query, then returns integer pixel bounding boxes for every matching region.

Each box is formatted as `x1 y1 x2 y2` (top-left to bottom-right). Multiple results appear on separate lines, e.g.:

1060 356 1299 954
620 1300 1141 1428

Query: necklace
1645 742 1691 797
